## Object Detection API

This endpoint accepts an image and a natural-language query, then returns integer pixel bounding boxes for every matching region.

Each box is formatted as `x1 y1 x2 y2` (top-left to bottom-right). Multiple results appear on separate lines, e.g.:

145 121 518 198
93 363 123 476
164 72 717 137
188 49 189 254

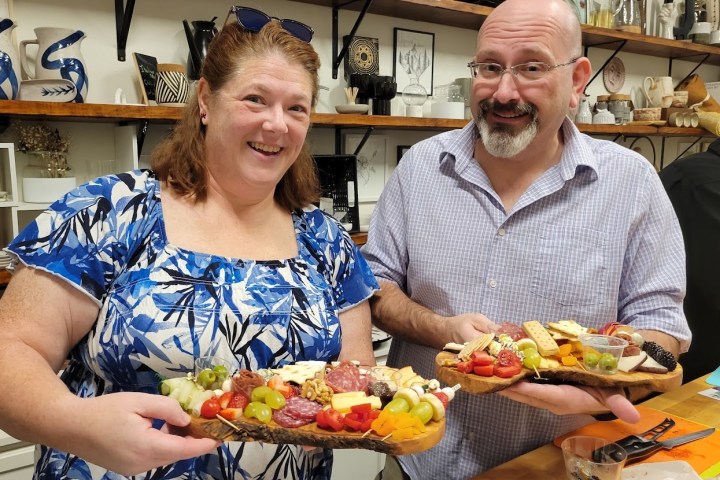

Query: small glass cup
194 355 236 390
579 334 628 375
561 436 627 480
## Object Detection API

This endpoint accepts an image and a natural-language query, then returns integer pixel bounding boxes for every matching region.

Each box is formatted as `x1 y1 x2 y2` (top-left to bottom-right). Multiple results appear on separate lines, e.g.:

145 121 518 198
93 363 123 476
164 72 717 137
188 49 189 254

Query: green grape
251 385 272 403
265 390 286 410
244 401 262 419
383 397 410 414
196 368 216 389
584 351 600 368
213 364 229 382
254 403 273 424
409 402 433 424
522 348 542 369
599 352 618 372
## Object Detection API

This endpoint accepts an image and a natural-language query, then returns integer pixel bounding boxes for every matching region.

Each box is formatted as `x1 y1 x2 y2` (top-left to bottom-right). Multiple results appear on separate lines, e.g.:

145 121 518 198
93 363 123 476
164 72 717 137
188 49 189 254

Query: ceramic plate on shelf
19 79 76 102
603 57 625 94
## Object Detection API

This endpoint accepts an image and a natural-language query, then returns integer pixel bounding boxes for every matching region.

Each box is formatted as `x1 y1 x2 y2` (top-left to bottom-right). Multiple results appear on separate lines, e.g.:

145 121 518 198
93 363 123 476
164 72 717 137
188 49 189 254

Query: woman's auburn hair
150 21 321 210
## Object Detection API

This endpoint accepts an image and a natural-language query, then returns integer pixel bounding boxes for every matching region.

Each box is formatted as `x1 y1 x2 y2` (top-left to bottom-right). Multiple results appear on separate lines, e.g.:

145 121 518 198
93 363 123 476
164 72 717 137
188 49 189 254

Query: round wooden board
173 415 445 455
435 351 683 395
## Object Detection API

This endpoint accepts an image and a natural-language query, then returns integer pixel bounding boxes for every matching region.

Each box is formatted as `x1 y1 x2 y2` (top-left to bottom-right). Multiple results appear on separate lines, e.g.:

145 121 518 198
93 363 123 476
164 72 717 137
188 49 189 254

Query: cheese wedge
522 321 559 356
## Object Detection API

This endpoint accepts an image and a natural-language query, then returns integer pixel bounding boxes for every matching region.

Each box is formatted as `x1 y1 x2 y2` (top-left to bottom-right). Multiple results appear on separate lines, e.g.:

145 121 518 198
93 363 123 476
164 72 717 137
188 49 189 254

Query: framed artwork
397 145 411 164
344 134 389 202
393 28 434 96
343 35 380 80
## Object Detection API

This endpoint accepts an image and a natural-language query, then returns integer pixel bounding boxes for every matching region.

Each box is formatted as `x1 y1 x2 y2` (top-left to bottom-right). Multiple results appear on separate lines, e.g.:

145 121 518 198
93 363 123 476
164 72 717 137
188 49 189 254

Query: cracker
546 320 587 339
522 320 559 356
458 333 494 361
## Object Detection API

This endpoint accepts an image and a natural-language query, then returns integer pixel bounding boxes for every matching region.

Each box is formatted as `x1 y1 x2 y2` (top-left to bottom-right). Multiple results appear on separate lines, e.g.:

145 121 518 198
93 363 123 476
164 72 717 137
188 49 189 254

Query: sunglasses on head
225 6 314 43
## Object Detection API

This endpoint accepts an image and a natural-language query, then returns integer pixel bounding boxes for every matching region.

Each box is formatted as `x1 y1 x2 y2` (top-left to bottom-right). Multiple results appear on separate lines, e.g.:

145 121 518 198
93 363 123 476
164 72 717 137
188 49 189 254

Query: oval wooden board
435 351 683 395
173 415 445 455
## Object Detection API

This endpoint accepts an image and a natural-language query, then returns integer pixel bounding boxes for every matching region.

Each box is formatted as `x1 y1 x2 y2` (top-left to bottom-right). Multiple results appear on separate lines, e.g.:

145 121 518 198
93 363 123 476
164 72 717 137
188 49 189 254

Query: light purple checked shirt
361 119 691 478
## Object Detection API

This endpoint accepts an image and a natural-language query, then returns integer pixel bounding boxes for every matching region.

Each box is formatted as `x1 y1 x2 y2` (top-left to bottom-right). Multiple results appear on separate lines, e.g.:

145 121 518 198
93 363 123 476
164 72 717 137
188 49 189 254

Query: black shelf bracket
332 0 374 79
115 0 136 61
670 53 710 87
583 40 626 94
137 119 149 156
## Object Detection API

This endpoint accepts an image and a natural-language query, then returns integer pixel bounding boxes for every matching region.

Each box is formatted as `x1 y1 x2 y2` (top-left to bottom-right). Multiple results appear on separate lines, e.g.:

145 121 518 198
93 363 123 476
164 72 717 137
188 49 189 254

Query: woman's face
199 52 313 202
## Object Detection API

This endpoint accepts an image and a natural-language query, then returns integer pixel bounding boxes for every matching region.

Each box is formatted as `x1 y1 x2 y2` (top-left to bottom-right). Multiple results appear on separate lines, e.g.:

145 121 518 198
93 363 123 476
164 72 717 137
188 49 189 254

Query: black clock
344 36 379 79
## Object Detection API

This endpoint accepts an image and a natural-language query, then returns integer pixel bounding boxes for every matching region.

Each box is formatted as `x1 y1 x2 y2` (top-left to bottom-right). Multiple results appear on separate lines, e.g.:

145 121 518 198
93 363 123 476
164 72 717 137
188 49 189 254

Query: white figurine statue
658 0 679 39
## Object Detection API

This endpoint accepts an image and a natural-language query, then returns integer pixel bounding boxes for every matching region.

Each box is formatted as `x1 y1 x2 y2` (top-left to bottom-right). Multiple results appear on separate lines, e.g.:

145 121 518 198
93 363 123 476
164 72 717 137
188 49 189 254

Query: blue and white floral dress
5 170 379 480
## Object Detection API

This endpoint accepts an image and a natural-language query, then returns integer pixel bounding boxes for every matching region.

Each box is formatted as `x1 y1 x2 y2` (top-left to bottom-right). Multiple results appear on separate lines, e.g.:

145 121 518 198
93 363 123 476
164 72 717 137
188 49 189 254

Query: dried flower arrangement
13 122 71 178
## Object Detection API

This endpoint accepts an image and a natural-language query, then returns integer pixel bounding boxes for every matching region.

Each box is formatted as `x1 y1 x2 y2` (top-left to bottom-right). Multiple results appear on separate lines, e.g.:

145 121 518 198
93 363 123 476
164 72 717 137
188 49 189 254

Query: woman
0 10 378 479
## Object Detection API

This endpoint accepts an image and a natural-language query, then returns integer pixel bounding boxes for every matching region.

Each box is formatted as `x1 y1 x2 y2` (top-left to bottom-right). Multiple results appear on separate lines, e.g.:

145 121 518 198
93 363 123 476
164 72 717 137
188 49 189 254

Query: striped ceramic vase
155 63 189 105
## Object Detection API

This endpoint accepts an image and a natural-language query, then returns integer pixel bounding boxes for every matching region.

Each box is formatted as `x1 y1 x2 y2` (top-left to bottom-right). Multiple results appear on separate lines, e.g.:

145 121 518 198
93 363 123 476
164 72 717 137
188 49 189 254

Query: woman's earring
200 112 207 123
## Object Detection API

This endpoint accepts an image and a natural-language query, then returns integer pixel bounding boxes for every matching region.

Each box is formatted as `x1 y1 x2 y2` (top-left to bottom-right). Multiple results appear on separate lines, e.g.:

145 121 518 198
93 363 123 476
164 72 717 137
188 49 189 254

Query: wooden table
474 374 720 479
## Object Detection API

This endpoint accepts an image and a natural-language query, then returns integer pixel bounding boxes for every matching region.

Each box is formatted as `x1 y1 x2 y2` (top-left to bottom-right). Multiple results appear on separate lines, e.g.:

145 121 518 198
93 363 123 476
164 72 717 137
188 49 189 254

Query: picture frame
393 28 434 96
397 145 411 164
344 134 389 202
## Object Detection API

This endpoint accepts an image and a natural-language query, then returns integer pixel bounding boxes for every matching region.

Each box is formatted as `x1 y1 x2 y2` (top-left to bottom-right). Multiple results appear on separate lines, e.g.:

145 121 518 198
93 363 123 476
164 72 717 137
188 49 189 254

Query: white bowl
335 104 369 114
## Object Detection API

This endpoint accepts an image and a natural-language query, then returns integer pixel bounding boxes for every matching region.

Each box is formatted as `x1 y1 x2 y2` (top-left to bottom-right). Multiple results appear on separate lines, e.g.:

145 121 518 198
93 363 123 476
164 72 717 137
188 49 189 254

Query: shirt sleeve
5 172 153 304
303 208 379 311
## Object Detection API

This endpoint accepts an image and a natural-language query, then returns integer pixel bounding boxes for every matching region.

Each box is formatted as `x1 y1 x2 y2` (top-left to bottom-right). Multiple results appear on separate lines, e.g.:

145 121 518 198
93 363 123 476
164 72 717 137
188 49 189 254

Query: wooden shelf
1 101 711 137
291 0 720 65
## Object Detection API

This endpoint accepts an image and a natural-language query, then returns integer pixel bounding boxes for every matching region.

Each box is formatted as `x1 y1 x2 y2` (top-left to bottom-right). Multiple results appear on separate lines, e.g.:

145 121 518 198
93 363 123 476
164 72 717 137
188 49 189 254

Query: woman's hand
62 392 221 476
497 381 641 423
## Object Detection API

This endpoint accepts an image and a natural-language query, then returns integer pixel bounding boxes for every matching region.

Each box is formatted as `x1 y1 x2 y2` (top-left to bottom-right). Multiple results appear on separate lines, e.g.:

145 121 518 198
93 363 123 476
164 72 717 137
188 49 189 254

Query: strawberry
432 392 449 410
218 407 244 421
218 391 235 409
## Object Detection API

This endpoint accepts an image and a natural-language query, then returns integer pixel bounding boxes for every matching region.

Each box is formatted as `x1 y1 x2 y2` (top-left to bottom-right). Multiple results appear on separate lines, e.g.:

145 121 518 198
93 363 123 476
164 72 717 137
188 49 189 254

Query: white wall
5 0 720 224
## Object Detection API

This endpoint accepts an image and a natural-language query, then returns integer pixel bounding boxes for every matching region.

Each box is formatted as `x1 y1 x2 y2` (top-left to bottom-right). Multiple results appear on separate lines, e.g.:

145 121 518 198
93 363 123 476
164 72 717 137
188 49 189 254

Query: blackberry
642 341 678 372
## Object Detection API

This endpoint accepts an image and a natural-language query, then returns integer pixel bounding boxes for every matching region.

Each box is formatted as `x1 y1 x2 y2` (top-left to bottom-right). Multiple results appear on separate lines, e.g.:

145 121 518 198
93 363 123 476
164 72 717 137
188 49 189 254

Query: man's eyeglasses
225 6 314 43
467 58 579 83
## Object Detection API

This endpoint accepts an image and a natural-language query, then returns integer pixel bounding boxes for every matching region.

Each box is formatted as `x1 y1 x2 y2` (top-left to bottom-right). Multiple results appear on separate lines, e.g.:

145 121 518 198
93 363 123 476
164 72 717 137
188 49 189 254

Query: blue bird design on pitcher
0 18 19 100
40 30 87 103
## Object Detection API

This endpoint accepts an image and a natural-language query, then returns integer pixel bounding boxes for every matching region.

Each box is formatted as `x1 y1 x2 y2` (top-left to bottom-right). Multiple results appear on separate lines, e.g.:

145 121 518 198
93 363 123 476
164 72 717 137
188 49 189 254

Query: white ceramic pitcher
20 27 88 103
642 76 674 108
0 18 21 100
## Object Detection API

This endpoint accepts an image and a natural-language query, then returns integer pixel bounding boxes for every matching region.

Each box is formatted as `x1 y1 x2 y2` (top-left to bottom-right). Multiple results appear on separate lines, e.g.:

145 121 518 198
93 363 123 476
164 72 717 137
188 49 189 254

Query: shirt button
489 280 498 288
497 228 506 236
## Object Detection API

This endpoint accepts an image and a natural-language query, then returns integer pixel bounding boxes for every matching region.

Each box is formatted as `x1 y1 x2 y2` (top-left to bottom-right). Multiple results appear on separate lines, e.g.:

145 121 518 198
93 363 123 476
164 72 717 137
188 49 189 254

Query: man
362 0 691 477
659 140 720 384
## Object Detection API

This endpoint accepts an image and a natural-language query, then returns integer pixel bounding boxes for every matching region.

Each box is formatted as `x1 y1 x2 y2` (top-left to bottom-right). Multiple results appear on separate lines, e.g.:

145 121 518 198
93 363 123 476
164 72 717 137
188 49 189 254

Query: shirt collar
443 117 599 182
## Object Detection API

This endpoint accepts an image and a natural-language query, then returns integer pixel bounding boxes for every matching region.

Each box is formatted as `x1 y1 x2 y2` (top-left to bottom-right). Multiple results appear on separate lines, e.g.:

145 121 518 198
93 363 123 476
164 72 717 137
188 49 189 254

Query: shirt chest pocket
531 224 608 306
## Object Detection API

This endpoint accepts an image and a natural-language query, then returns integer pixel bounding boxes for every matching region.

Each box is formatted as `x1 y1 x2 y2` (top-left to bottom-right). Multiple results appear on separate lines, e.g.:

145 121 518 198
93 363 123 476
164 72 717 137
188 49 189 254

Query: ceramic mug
643 76 674 108
155 63 189 105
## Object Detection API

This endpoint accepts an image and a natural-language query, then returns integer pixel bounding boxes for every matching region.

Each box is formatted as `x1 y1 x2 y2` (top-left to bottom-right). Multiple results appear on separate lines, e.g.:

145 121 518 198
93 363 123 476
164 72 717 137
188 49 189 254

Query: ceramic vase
20 27 88 103
0 18 21 100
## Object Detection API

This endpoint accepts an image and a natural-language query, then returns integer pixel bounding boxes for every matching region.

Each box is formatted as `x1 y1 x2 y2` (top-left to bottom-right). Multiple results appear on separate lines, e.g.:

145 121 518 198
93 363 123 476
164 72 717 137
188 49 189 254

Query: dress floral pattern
6 170 378 480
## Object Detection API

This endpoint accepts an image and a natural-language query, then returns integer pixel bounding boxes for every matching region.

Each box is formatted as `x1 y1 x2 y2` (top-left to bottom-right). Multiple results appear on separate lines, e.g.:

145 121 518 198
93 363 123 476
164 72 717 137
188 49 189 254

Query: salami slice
284 396 323 420
325 361 368 393
272 408 314 428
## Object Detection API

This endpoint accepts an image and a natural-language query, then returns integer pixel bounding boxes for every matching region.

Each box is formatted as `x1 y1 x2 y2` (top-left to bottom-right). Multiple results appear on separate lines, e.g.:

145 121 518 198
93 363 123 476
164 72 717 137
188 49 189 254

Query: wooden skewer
215 414 242 432
361 429 373 438
381 432 393 441
533 366 543 379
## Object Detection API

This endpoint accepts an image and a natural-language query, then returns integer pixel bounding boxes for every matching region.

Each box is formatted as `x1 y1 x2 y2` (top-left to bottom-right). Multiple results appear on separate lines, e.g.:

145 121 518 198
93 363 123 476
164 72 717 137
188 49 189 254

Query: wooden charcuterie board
174 415 445 455
435 351 683 394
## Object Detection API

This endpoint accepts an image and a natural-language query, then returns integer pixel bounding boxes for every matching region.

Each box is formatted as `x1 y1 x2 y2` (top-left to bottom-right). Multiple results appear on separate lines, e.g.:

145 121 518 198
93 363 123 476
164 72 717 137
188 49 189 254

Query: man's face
470 10 580 158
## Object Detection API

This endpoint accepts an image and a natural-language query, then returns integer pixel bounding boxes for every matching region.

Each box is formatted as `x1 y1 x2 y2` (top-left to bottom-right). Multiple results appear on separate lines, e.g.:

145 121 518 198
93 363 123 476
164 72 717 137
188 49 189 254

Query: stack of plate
0 251 11 270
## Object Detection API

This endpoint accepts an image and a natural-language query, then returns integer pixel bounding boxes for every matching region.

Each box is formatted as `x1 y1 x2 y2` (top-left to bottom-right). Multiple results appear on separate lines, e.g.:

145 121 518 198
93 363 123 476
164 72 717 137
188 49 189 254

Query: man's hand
446 313 499 345
497 381 641 423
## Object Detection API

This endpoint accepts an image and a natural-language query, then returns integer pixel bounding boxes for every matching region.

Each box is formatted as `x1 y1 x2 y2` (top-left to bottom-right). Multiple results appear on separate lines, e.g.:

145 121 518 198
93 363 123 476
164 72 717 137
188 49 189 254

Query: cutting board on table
553 405 720 472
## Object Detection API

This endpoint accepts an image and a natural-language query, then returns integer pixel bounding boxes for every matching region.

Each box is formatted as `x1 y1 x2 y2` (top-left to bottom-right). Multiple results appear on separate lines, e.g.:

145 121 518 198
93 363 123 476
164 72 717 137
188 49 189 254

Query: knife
621 427 716 462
